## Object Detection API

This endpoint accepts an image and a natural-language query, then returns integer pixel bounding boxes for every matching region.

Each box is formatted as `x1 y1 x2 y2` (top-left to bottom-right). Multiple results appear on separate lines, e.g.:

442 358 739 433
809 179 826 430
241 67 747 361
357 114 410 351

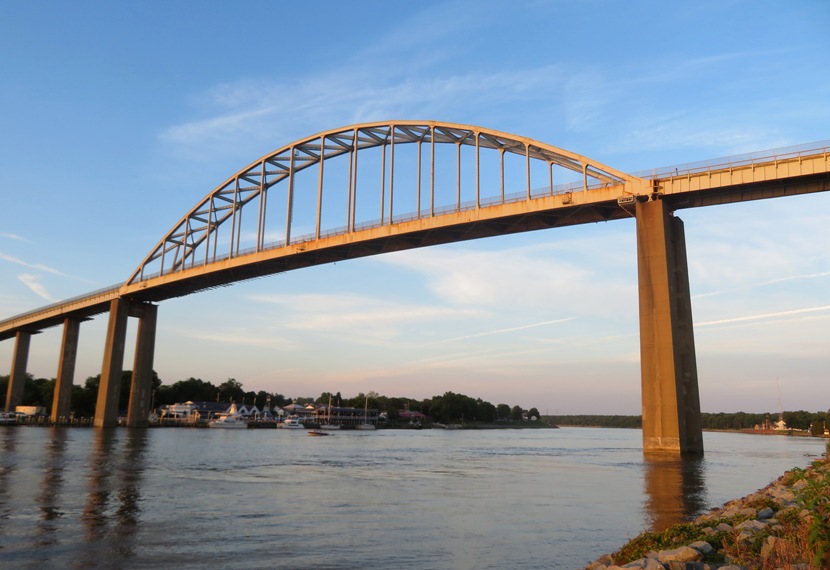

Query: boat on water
280 415 305 429
208 404 248 429
307 429 331 436
0 412 18 426
356 395 376 430
318 393 340 430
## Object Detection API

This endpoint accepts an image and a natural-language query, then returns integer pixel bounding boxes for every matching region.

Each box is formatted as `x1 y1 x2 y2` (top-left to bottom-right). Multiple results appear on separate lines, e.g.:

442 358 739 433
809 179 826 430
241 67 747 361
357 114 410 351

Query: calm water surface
0 426 824 569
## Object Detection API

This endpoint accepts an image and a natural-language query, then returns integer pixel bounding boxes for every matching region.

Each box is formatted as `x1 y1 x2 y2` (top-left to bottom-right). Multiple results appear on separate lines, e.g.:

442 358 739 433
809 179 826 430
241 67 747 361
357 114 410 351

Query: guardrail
632 140 829 180
0 283 121 329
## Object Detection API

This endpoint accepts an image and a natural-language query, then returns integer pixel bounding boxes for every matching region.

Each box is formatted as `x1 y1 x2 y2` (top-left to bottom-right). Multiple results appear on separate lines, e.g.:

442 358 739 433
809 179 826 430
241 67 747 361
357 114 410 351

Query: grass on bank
612 447 830 569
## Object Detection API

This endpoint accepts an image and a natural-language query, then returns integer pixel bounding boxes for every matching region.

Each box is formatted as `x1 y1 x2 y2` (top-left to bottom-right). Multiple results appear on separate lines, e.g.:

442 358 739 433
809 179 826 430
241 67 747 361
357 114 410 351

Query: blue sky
2 0 829 414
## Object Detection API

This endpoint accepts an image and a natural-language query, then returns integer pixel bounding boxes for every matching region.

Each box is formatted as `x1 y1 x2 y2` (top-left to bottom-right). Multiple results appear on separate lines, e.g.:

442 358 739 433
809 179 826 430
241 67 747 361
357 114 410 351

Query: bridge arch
128 121 640 288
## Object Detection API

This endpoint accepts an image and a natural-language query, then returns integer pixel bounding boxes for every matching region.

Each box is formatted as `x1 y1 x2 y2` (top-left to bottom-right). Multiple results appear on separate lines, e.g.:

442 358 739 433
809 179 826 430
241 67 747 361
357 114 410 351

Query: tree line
0 373 541 424
546 411 830 433
6 372 823 431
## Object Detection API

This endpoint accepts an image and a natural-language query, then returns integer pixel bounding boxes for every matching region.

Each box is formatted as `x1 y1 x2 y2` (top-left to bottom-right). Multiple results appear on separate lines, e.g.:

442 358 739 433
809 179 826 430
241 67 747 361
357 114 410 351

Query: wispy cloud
696 305 830 328
18 274 54 302
431 317 578 344
171 327 300 351
0 252 70 277
159 66 570 164
248 292 481 340
379 240 637 317
693 271 830 299
1 233 28 242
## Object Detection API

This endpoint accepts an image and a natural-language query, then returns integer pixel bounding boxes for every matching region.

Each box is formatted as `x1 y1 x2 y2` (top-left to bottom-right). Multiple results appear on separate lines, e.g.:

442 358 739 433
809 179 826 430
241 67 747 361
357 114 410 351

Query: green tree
476 399 497 422
510 405 524 421
22 374 51 408
218 378 245 403
527 407 541 421
496 403 511 420
157 377 218 404
429 391 481 423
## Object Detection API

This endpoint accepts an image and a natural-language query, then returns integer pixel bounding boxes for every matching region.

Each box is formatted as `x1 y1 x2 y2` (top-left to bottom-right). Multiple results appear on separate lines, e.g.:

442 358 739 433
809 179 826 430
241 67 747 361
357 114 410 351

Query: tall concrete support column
126 303 157 428
94 298 130 428
636 199 703 455
4 331 32 412
52 318 81 422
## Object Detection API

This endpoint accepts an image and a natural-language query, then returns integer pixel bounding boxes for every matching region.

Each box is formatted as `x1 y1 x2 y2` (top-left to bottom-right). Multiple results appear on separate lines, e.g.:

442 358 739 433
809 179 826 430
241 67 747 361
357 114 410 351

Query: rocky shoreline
585 449 830 570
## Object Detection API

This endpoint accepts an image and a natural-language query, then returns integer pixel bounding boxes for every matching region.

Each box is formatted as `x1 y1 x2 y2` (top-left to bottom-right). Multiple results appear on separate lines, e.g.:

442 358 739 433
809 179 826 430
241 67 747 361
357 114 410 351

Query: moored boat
0 412 18 426
356 395 376 430
280 415 305 429
208 403 247 429
318 393 340 430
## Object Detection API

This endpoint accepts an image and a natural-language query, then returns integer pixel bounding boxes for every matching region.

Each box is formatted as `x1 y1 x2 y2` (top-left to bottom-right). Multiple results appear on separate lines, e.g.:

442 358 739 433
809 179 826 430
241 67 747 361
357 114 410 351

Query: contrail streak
435 317 578 344
696 305 830 327
693 271 830 299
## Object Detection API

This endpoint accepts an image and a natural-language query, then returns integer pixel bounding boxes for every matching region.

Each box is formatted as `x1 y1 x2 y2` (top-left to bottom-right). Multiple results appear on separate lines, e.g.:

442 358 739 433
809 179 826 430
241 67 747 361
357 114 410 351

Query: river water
0 426 824 569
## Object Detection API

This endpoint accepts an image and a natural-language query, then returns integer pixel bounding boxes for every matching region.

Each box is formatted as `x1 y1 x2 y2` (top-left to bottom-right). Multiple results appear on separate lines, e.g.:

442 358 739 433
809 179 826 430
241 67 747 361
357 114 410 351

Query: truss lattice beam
128 121 639 285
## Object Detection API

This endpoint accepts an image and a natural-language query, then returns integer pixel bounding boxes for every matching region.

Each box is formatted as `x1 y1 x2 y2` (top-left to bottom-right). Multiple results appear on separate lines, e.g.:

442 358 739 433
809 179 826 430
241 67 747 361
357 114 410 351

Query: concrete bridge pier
93 298 157 428
126 302 157 428
51 317 82 422
636 198 703 455
3 331 33 412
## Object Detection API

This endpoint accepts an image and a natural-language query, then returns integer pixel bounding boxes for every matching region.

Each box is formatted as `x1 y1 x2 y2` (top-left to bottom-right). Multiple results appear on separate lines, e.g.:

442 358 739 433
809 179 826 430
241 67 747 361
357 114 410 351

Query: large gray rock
736 519 767 532
642 558 664 570
656 545 703 563
689 540 713 555
756 507 774 519
714 522 733 533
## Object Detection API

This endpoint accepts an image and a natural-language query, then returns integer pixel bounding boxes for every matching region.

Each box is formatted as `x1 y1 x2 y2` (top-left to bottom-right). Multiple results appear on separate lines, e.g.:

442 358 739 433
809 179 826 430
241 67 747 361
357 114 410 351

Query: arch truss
128 121 637 286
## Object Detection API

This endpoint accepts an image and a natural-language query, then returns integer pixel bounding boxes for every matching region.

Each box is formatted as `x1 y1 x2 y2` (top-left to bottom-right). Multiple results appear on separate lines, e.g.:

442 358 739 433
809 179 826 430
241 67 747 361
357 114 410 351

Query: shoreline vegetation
545 412 830 434
586 441 830 570
0 374 548 427
4 372 826 435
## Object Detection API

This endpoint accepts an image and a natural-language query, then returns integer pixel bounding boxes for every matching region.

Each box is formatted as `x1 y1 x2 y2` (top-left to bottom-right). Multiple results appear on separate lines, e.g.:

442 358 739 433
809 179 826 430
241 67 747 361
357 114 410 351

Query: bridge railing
634 140 830 180
0 283 122 329
132 176 621 283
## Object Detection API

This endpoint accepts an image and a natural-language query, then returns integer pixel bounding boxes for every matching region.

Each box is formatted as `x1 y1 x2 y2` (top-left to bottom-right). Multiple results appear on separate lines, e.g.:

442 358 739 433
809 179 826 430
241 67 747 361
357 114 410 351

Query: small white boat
0 412 18 426
208 404 248 429
280 415 305 429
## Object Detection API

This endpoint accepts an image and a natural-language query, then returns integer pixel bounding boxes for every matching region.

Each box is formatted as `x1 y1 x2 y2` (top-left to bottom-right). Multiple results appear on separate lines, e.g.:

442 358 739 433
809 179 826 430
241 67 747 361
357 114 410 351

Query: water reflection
642 454 707 531
79 428 148 566
35 428 69 546
0 427 20 521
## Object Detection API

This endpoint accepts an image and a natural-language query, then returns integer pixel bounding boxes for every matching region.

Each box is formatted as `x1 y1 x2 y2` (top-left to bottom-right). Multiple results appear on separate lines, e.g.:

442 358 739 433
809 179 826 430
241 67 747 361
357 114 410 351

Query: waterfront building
311 404 379 428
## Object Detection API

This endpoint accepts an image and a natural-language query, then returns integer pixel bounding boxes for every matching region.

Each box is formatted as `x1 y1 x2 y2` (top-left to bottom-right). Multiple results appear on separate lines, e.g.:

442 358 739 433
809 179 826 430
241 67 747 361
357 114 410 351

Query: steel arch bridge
124 121 645 301
4 119 828 454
